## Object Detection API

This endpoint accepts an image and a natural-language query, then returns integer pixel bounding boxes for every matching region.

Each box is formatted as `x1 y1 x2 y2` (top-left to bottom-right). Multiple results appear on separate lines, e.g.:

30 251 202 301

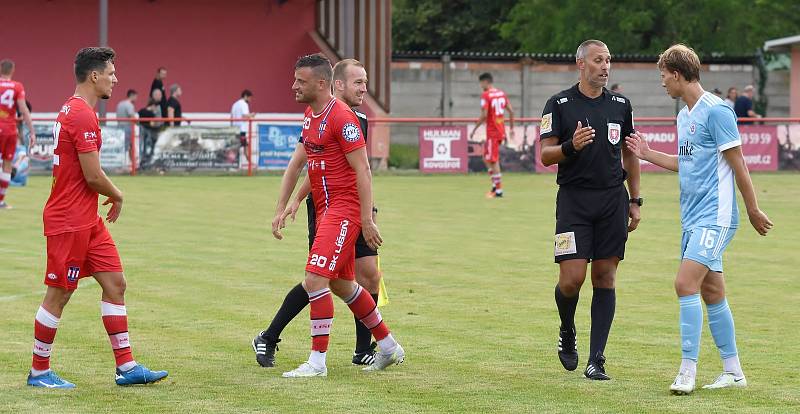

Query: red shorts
305 211 360 280
483 137 503 163
45 216 123 290
0 132 16 161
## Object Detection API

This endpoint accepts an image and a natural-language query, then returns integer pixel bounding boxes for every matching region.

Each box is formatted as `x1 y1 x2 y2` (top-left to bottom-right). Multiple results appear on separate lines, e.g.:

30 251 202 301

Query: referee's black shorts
553 184 629 263
306 196 378 258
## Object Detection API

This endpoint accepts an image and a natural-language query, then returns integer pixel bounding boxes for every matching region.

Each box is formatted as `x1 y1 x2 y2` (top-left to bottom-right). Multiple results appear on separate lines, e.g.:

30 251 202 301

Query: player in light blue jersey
625 44 773 395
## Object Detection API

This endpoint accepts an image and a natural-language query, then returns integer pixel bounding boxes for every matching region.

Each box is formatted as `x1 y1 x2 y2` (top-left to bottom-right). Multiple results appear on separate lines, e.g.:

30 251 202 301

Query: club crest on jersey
342 122 361 142
67 266 80 283
607 123 621 145
689 122 696 134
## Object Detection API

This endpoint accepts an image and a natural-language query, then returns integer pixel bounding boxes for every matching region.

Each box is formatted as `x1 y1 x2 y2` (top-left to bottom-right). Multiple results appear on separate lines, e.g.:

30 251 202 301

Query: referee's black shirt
353 108 369 142
540 83 634 189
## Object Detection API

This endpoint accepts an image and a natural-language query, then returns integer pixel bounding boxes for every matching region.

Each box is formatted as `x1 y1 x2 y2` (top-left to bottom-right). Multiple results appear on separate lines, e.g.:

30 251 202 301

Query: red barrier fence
27 116 800 175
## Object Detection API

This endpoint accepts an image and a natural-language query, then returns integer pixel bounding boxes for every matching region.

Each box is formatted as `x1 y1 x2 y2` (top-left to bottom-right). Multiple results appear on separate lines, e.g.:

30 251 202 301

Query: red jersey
0 79 25 135
480 87 509 140
43 96 103 236
301 98 366 224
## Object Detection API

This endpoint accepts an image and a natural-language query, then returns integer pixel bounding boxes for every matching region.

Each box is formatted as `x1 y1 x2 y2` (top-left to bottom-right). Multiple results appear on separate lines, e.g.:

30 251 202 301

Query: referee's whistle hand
572 120 594 150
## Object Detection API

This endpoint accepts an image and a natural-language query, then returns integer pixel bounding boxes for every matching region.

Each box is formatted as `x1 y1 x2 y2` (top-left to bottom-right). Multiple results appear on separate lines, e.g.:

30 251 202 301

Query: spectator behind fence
115 89 138 154
231 89 256 148
137 98 160 166
610 83 622 93
712 88 722 98
734 85 760 124
150 88 164 129
166 84 182 126
150 67 167 120
724 87 737 109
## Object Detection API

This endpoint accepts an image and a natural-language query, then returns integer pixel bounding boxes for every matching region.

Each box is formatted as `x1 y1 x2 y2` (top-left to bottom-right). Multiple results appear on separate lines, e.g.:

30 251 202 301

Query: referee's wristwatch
629 197 644 206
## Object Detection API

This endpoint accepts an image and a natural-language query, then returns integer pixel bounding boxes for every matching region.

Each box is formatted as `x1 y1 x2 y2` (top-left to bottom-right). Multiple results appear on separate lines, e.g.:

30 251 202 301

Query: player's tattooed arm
722 146 773 236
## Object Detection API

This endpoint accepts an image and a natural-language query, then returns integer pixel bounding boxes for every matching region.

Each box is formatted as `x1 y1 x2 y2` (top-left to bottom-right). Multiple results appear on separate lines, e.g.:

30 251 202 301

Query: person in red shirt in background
27 47 167 389
270 53 404 378
0 59 34 209
470 72 515 198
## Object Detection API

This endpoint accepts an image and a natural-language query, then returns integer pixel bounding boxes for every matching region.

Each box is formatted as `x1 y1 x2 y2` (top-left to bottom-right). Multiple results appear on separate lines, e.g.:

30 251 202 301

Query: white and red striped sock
0 172 10 203
101 301 137 371
492 173 503 193
345 285 396 354
308 288 333 368
31 306 59 376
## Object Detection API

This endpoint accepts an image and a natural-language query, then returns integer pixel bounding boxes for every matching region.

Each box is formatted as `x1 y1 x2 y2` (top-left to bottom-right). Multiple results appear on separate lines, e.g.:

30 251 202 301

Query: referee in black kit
539 39 642 380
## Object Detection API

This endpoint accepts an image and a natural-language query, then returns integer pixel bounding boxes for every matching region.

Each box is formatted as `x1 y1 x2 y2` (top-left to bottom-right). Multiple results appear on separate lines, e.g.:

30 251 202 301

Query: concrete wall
390 59 791 145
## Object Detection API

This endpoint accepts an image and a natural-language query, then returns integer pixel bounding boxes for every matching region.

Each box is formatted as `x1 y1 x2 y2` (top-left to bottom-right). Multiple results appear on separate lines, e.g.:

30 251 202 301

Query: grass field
1 173 799 413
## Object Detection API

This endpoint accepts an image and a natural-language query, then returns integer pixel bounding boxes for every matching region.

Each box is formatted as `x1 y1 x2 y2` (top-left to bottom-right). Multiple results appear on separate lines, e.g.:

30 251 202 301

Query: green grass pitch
1 173 798 413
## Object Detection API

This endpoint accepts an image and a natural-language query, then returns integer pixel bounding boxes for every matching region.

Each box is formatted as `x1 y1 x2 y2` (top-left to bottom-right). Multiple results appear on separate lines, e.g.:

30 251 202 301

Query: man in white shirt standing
231 89 255 167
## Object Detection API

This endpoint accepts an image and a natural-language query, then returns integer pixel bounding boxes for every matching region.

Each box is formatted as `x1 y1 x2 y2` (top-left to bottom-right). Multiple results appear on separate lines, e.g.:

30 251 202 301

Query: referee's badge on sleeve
554 232 577 256
607 123 621 145
541 113 552 134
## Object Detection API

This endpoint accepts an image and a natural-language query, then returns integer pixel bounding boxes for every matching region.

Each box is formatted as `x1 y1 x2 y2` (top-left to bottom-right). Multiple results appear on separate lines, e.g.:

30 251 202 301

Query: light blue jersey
677 92 741 231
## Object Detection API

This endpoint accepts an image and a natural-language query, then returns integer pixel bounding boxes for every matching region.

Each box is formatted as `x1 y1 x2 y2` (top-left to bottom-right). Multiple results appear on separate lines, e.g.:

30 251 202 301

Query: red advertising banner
534 125 778 173
637 125 778 172
419 126 469 173
738 125 778 171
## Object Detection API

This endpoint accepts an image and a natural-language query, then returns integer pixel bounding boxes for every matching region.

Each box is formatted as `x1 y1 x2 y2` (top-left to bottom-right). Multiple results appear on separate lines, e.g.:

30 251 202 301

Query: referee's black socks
555 285 579 331
589 287 616 362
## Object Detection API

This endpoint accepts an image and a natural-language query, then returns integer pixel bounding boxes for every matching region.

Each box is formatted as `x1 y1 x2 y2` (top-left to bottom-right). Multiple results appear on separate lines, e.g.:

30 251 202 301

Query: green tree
498 0 800 55
393 0 520 51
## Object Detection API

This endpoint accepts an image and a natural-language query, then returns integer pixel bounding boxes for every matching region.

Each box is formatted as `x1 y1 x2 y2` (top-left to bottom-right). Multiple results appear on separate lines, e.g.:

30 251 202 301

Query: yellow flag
377 256 389 307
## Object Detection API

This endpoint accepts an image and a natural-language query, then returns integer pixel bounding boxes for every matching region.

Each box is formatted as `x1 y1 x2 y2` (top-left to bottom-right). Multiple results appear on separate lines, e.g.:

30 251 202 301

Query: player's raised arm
272 144 307 239
78 151 123 223
625 132 679 172
346 146 381 250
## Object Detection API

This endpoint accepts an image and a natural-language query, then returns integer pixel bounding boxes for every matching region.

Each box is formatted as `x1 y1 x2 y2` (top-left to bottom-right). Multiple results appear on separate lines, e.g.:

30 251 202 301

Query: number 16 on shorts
681 225 736 272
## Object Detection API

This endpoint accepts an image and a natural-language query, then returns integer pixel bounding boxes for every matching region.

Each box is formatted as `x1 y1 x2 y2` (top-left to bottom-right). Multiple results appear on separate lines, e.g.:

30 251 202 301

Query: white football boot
363 344 405 372
702 372 747 389
282 362 327 378
670 371 696 395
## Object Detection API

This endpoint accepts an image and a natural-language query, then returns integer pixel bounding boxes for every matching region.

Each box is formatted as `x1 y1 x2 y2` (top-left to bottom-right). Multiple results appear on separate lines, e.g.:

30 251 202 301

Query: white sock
377 334 398 356
308 351 326 369
679 358 697 377
722 355 744 377
118 361 138 372
30 368 50 376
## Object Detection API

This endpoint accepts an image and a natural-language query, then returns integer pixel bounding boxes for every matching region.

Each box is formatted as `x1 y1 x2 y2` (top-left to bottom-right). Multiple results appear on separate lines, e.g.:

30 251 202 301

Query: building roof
764 34 800 53
393 50 755 64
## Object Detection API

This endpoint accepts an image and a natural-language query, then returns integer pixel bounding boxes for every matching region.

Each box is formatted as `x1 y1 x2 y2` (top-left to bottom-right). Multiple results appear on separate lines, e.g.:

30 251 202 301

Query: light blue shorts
681 225 736 273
